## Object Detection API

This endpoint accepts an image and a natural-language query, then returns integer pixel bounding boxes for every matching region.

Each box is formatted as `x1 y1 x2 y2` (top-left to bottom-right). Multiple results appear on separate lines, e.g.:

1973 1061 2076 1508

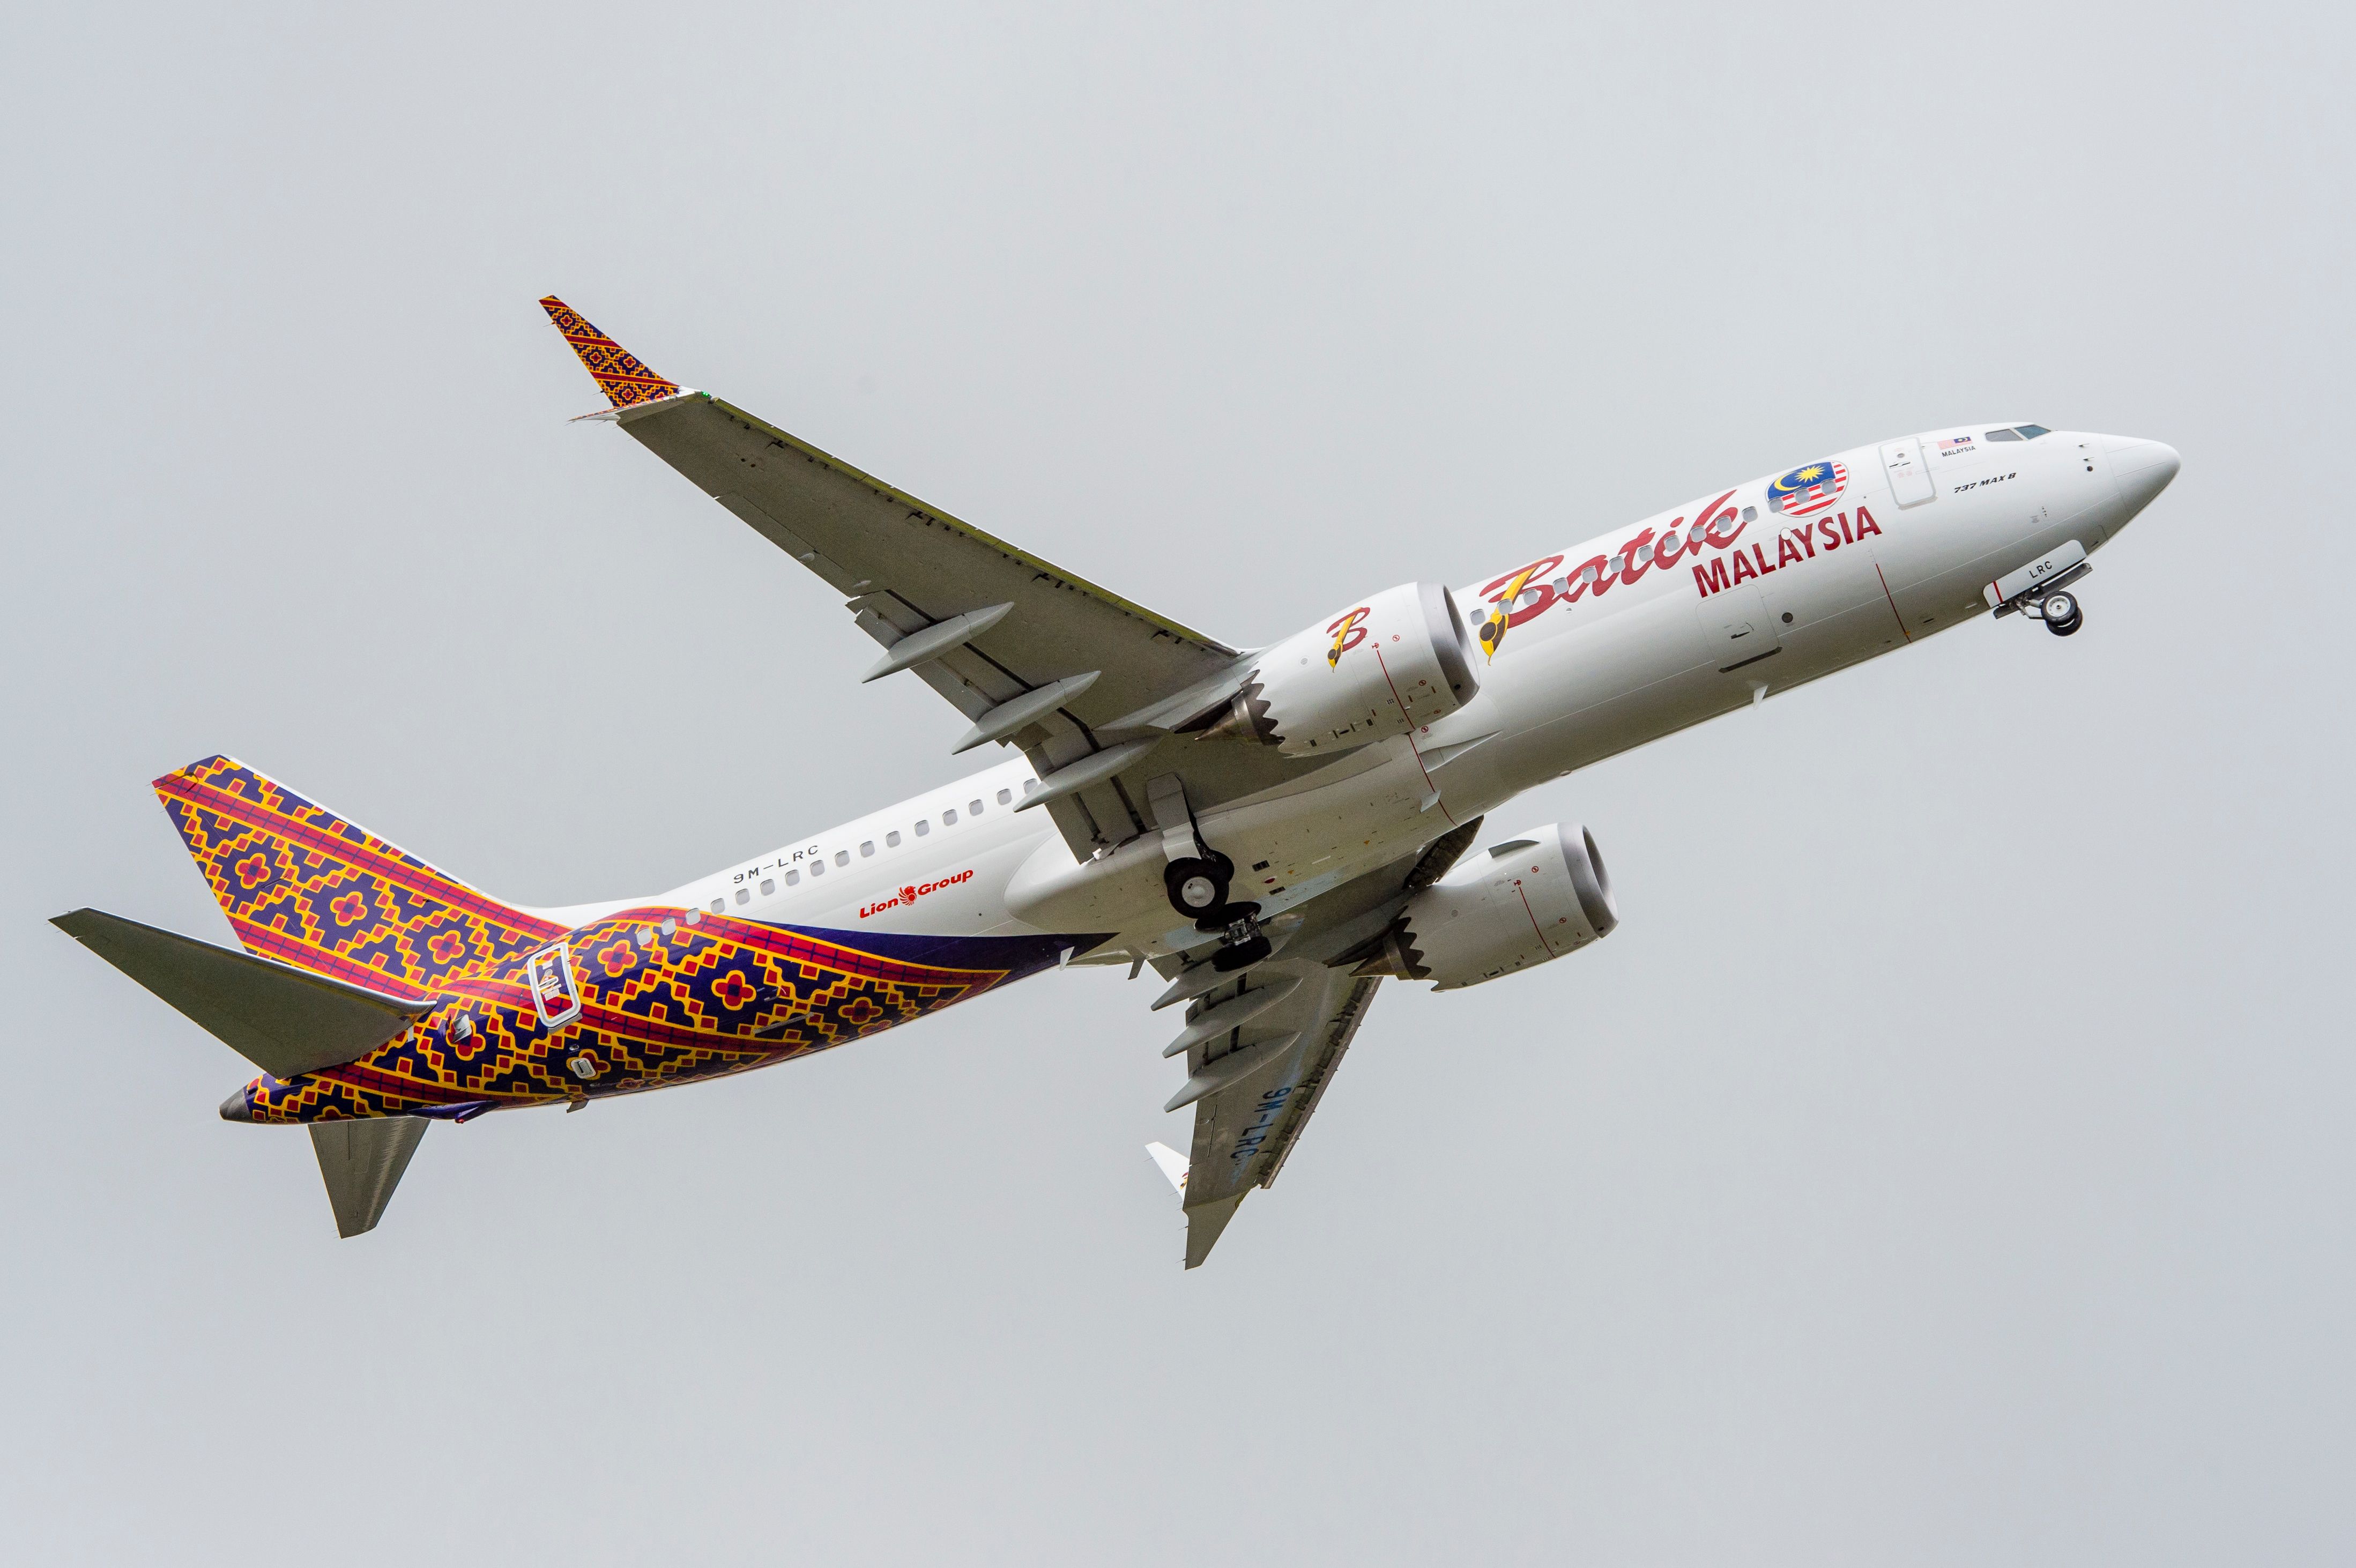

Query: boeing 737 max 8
53 299 2180 1265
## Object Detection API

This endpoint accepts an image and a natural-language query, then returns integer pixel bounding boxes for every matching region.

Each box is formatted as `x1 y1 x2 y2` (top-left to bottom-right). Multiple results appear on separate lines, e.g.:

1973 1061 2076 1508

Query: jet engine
1191 582 1479 756
1350 823 1618 990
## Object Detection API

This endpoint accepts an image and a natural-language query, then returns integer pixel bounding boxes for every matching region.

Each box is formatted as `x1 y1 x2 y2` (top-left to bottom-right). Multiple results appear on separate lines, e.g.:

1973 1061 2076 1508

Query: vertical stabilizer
154 756 562 994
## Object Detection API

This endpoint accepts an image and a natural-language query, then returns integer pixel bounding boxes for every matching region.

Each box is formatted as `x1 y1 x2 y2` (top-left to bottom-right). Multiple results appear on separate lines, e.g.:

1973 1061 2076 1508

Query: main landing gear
1162 849 1272 971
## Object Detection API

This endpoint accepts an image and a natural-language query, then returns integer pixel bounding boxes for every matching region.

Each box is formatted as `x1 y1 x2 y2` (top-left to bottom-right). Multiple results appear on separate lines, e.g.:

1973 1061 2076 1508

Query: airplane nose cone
219 1089 254 1123
2105 437 2181 515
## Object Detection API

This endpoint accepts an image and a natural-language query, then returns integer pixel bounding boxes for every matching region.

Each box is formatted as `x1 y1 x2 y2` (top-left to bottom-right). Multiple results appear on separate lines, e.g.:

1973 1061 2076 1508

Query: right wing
1170 960 1385 1268
541 298 1319 859
1148 819 1484 1267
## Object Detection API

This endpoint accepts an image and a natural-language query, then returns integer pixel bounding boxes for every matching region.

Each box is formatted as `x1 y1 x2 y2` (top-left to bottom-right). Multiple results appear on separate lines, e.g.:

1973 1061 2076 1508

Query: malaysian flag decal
1765 459 1848 517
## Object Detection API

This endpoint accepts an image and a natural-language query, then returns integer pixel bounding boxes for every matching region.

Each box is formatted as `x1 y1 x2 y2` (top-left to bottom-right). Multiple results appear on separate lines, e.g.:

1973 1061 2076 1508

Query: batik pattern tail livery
155 755 562 996
538 295 679 408
161 756 1060 1126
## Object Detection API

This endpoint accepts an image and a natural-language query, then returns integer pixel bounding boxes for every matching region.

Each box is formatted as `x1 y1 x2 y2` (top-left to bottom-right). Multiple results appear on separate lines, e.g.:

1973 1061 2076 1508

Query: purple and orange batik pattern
539 295 680 408
159 756 1080 1125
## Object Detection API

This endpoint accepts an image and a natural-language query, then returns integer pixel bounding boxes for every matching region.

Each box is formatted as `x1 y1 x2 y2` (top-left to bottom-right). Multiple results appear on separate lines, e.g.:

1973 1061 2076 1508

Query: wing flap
1172 962 1384 1267
53 909 434 1080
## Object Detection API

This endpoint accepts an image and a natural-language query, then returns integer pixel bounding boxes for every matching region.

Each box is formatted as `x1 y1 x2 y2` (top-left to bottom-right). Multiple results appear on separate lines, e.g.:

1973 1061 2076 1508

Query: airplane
50 297 2181 1265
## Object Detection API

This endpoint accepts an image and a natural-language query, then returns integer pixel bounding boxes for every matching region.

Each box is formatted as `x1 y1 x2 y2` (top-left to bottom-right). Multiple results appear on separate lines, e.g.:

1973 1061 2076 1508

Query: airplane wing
1166 959 1384 1267
1143 818 1482 1266
541 298 1313 859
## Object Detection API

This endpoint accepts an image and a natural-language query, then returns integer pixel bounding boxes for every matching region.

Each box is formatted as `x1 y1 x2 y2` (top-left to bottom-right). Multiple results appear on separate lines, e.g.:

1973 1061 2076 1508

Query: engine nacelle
1357 823 1618 990
1196 582 1478 756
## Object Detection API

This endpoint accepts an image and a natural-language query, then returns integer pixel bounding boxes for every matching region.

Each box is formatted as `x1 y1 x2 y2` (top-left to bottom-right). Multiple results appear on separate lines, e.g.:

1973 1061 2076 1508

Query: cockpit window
2014 425 2049 439
1985 428 2024 442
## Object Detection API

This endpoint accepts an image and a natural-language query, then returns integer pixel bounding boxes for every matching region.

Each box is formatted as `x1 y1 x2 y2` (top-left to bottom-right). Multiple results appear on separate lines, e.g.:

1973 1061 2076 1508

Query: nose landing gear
2038 589 2083 637
1986 543 2093 638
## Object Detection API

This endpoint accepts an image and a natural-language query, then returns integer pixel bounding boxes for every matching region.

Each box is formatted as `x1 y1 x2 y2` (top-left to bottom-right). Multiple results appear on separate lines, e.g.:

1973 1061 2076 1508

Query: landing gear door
1881 438 1934 507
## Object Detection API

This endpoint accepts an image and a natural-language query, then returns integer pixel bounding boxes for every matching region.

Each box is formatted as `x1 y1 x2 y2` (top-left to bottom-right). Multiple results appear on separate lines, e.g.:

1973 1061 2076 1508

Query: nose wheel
2040 589 2083 636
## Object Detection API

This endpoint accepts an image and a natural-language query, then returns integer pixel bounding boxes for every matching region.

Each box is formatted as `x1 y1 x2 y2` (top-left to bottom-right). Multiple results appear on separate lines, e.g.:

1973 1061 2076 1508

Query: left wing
539 297 1320 861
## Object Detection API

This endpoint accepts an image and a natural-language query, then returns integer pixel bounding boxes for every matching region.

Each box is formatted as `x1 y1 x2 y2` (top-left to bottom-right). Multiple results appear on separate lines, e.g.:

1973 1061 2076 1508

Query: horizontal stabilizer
311 1118 428 1237
53 909 435 1081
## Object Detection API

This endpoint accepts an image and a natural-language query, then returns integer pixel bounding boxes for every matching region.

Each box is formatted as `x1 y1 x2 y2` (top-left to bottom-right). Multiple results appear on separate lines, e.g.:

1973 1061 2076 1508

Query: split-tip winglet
539 295 681 411
1146 1141 1190 1197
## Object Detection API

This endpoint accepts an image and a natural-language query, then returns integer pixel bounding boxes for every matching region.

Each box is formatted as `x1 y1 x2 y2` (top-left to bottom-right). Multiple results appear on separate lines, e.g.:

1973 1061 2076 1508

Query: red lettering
1616 527 1659 587
1481 556 1565 628
1654 518 1691 570
1752 543 1774 575
1697 491 1744 549
1776 533 1804 568
1559 555 1610 603
1692 559 1729 597
1852 504 1883 540
1730 550 1758 585
1818 517 1842 551
1794 526 1816 560
1837 512 1854 546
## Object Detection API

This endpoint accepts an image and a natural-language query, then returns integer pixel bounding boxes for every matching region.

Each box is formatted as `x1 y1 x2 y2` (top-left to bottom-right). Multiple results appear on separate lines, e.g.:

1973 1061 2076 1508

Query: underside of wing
540 299 1328 857
52 908 437 1081
1174 963 1384 1268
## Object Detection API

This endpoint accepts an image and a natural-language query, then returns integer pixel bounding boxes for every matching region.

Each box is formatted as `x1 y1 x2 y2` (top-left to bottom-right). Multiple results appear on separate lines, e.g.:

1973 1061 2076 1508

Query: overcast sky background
4 4 2350 1563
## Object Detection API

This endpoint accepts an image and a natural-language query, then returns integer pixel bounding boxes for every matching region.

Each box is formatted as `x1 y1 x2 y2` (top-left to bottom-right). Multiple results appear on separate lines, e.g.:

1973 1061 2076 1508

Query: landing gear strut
1160 850 1269 968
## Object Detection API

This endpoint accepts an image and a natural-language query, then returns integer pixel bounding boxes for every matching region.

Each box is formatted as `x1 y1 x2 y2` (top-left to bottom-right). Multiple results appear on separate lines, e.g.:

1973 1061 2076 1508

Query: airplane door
1881 438 1934 507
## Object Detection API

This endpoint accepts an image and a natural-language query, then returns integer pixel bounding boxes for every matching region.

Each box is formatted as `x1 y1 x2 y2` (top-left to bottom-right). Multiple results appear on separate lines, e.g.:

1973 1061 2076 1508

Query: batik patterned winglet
538 295 679 408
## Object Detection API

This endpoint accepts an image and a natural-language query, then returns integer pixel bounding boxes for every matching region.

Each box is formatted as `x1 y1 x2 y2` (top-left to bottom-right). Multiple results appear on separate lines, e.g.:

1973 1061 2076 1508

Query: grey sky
5 4 2351 1563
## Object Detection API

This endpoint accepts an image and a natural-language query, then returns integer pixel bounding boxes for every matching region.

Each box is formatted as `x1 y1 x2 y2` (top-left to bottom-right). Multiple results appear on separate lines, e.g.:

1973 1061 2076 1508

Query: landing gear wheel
1163 853 1233 920
1213 925 1273 971
2041 590 2082 637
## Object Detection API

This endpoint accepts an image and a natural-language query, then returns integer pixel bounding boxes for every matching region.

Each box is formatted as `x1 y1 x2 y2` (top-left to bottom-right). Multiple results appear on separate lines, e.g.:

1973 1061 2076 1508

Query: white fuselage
575 425 2174 963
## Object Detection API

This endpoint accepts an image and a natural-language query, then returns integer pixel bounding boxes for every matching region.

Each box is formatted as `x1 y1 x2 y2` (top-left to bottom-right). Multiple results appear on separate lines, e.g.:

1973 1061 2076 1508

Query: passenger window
1579 564 1599 584
1740 506 1757 522
709 900 724 915
969 798 983 815
1632 544 1652 565
1607 555 1624 574
2015 425 2049 439
637 926 656 945
1985 428 2023 442
943 808 958 825
995 789 1011 805
810 859 824 875
686 910 702 926
734 888 749 905
1023 778 1039 795
916 820 931 837
887 830 902 847
785 870 800 886
834 850 850 866
860 840 874 857
660 918 677 935
759 880 775 896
